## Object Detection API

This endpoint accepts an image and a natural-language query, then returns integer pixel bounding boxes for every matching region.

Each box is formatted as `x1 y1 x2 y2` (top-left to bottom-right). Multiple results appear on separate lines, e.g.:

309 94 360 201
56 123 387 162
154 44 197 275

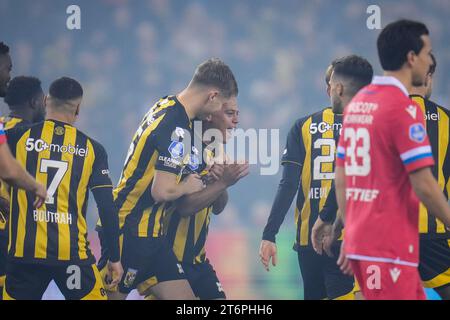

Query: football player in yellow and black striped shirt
260 56 373 300
2 77 122 300
106 58 239 300
410 54 450 299
98 94 203 300
1 76 46 129
141 101 248 300
0 76 45 296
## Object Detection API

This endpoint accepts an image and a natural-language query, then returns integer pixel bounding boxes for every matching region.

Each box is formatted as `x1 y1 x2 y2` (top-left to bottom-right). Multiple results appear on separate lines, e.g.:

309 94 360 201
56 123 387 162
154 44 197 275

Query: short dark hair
0 42 9 55
191 58 238 98
332 55 374 95
49 77 83 101
429 53 436 75
325 59 339 85
377 19 429 71
4 76 43 107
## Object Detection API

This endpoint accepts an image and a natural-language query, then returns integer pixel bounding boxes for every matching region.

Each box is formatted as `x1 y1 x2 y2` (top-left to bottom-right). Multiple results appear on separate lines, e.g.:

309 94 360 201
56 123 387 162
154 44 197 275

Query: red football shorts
350 259 426 300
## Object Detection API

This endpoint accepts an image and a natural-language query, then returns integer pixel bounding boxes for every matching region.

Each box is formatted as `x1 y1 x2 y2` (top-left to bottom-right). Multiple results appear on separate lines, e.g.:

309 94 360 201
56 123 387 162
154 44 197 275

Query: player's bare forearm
152 171 183 202
0 144 41 194
410 167 450 227
152 170 202 203
176 181 227 216
212 190 228 215
335 166 347 225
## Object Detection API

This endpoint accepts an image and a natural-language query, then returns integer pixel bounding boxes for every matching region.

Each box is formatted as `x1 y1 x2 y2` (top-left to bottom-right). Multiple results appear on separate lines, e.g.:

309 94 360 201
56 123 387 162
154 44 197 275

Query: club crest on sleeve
409 123 426 143
188 154 200 171
168 141 184 159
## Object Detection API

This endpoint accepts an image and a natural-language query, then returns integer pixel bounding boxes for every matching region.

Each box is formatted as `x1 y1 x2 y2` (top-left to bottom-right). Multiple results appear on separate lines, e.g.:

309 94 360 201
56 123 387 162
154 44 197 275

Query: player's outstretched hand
107 260 124 289
33 182 47 209
311 216 333 256
259 240 277 272
221 162 249 187
337 241 353 275
209 163 224 182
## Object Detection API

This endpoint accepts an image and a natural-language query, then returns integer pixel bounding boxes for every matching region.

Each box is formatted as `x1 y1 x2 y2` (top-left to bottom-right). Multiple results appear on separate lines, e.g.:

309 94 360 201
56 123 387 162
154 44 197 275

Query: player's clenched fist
106 260 124 289
33 182 47 209
183 173 204 194
208 163 224 182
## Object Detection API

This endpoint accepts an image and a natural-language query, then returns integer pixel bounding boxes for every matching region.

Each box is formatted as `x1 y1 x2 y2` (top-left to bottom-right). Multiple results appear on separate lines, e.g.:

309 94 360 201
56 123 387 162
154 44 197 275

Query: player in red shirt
335 20 450 300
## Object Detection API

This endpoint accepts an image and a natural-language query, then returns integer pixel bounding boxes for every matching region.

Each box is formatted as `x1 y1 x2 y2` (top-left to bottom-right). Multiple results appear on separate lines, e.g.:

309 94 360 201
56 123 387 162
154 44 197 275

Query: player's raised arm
150 118 205 203
172 174 225 216
152 171 204 203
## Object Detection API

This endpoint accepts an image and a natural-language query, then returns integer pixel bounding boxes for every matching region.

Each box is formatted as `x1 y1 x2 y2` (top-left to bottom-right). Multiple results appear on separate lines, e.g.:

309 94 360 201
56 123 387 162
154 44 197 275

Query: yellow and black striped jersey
6 119 113 265
164 206 213 264
411 95 450 239
0 116 29 130
115 95 201 239
0 116 31 202
282 108 342 249
1 116 32 283
163 147 215 264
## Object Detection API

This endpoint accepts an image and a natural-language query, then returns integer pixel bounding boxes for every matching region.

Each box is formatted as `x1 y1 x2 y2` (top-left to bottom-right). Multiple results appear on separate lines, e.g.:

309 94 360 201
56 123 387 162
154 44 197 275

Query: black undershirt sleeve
319 182 338 223
262 162 301 243
92 187 120 262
